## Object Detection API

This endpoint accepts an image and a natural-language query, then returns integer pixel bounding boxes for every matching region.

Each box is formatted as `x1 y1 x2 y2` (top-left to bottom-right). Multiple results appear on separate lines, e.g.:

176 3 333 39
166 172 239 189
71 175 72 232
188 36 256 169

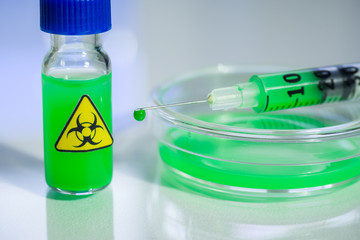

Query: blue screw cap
40 0 111 35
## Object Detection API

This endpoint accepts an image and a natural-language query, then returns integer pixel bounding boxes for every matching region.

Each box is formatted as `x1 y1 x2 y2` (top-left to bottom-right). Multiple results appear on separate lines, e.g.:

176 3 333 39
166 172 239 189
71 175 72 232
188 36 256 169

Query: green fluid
42 73 112 192
134 109 146 121
159 112 360 190
250 71 324 113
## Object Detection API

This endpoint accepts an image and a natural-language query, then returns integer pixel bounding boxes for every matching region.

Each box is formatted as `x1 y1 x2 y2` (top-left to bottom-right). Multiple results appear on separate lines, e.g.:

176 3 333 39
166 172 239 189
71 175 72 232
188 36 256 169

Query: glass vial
40 0 113 195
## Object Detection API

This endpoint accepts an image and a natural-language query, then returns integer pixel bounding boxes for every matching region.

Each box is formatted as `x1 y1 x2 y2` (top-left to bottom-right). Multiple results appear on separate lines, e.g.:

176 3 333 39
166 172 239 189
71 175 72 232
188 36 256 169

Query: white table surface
1 121 360 240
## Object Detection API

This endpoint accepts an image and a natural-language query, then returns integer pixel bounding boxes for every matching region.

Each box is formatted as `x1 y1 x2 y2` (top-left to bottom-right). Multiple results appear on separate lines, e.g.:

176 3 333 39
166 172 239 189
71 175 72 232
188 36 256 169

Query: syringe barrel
251 63 360 113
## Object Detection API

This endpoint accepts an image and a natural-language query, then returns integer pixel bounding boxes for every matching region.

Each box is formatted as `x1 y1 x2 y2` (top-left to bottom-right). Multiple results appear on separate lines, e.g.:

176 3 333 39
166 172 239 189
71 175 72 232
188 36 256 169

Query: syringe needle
139 99 208 111
134 99 209 121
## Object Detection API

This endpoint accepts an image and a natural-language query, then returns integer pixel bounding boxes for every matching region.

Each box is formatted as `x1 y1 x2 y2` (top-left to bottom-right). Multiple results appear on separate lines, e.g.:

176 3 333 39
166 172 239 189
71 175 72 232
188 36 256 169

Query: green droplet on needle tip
134 99 208 121
134 109 146 121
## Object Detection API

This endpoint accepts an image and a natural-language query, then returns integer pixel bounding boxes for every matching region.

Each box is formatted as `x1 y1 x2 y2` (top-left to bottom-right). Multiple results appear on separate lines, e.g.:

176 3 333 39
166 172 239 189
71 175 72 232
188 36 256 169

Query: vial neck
51 34 102 51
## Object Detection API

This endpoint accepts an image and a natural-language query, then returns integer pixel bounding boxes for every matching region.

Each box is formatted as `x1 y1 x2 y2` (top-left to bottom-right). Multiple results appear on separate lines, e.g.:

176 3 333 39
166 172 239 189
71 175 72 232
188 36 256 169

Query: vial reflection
46 187 114 240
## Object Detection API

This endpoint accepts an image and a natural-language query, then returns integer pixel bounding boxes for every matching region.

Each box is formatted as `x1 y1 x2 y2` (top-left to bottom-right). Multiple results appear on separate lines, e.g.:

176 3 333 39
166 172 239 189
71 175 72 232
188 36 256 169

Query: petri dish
151 65 360 199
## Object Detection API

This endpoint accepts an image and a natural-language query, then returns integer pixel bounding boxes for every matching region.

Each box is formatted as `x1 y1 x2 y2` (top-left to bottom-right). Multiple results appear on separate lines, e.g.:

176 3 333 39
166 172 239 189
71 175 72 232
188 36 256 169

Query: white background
1 0 360 239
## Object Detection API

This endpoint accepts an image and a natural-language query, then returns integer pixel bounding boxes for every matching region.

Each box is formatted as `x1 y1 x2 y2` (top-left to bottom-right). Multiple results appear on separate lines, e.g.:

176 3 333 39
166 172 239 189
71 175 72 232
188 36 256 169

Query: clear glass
42 34 111 78
42 34 112 195
151 65 360 200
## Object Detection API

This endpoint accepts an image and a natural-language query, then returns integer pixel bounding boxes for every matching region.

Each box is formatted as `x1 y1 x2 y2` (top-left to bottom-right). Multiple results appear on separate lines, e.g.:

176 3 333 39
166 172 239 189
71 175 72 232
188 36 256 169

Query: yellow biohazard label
55 95 113 152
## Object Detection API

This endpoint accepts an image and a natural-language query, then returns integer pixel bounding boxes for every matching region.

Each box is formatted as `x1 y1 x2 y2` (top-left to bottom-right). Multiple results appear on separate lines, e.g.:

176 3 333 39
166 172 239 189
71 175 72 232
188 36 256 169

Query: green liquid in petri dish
42 73 113 193
159 112 360 190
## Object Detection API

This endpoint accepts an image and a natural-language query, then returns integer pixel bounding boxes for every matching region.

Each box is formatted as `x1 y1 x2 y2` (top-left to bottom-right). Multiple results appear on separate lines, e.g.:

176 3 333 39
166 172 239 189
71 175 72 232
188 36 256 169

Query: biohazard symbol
55 95 113 152
67 113 103 147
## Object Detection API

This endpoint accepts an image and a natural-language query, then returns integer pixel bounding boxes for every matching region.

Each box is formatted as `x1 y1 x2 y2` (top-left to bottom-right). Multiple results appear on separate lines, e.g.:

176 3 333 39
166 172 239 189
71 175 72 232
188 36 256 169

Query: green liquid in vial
159 113 360 190
42 73 112 193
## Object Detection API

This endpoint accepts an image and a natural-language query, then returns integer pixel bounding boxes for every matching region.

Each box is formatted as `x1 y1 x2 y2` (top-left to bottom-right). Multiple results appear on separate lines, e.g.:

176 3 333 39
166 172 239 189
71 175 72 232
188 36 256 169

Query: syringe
134 63 360 121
